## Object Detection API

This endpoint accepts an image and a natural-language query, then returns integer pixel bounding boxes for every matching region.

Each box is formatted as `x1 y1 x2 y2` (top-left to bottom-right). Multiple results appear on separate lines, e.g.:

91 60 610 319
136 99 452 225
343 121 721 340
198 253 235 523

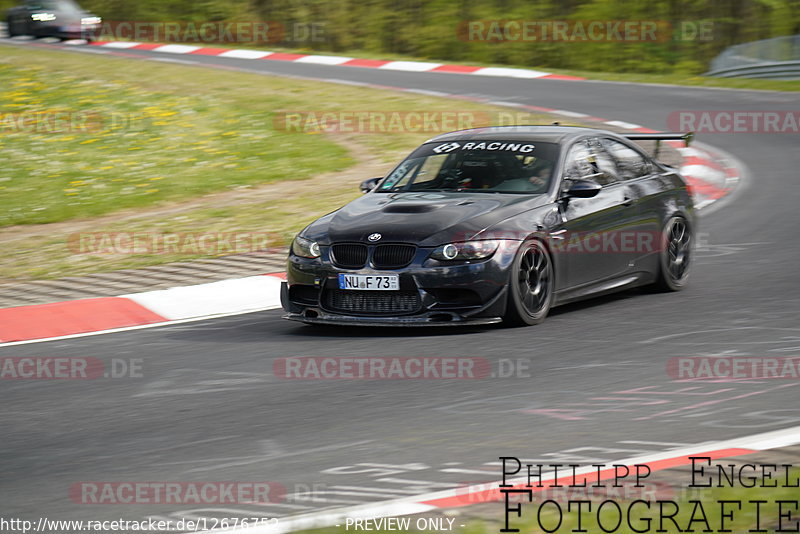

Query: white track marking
487 101 526 108
681 164 726 182
321 79 370 86
153 44 201 54
676 146 708 158
379 61 443 72
123 275 282 320
404 89 450 97
219 49 273 59
295 55 353 65
473 67 549 78
100 41 142 48
605 120 643 129
553 109 589 118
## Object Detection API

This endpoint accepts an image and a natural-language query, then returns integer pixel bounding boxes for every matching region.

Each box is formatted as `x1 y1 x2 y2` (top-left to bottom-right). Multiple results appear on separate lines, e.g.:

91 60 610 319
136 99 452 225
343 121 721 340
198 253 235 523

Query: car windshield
377 140 559 194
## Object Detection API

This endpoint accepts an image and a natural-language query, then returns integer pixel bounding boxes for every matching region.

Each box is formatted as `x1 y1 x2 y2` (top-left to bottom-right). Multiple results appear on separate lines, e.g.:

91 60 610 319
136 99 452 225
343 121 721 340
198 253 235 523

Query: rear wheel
654 215 692 291
503 240 553 326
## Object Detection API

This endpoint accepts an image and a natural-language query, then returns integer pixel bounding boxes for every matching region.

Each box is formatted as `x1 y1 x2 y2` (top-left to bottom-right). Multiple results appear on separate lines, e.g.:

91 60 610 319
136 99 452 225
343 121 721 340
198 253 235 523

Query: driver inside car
487 156 554 192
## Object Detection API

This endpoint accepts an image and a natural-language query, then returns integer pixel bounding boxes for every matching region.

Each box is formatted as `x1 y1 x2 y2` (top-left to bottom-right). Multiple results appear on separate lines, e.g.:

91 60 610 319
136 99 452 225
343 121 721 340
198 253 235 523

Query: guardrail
705 60 800 80
705 35 800 80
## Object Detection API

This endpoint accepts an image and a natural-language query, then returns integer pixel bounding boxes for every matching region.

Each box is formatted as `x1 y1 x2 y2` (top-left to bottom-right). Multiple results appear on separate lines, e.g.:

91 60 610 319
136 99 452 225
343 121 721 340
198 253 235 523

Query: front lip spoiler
283 312 502 327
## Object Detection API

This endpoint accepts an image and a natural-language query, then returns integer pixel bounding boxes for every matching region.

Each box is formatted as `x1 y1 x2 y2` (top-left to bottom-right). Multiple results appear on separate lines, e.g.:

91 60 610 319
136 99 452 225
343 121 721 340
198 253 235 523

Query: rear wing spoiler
623 132 694 160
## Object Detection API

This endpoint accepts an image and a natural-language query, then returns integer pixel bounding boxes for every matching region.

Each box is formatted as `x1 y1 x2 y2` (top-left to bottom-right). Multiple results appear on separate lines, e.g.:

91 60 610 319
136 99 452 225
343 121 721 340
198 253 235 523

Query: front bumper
36 22 101 39
281 242 519 326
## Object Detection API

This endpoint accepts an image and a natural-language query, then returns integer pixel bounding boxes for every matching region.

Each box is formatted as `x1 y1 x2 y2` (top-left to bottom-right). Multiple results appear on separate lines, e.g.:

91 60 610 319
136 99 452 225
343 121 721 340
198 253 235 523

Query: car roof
425 125 616 145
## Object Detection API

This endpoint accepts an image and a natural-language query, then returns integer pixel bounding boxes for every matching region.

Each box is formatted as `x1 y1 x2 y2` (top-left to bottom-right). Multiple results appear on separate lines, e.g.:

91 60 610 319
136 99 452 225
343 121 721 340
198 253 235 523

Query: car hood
307 192 549 247
50 8 95 23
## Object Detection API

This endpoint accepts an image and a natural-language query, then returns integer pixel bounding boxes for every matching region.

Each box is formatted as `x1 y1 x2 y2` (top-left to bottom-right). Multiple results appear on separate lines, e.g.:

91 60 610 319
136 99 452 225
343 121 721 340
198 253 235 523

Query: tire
503 240 554 326
654 215 692 291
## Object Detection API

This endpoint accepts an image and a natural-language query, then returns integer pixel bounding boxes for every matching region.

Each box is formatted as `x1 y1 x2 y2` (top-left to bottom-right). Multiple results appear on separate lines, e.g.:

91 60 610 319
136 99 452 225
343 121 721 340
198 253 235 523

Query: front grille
324 290 421 315
331 244 368 269
373 244 416 269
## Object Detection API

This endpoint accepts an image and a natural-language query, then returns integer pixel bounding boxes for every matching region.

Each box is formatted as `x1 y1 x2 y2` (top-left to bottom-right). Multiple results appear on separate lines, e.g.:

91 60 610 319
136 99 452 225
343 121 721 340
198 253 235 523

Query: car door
601 137 662 273
555 138 640 290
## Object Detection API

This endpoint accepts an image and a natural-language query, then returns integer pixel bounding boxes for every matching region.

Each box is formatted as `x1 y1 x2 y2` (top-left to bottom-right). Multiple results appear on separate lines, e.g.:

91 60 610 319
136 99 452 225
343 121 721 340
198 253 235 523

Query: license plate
338 274 399 291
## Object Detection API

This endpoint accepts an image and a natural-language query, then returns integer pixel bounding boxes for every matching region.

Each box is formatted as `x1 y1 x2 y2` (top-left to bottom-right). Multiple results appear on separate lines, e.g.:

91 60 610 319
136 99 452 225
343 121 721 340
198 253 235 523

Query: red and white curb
209 425 800 534
0 274 285 345
85 40 585 81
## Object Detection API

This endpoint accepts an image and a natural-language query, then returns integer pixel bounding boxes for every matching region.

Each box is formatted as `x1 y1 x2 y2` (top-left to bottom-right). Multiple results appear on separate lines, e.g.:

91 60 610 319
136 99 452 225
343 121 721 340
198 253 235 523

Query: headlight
31 12 56 21
291 236 320 258
431 240 499 261
81 16 102 25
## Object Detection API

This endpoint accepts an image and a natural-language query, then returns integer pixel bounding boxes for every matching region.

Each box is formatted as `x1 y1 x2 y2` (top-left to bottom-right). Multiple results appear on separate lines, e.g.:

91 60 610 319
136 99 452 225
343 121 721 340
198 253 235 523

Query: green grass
2 176 367 280
0 46 552 228
0 45 560 280
0 56 354 226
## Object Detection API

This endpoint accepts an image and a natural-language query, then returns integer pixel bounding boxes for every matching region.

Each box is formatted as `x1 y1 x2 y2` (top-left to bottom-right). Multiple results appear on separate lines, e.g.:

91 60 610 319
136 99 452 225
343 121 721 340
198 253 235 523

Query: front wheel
503 240 554 326
654 215 692 291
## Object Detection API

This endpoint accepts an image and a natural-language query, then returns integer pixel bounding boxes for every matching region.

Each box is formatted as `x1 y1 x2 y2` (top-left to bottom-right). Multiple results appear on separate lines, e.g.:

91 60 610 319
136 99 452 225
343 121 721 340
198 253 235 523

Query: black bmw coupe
6 0 101 41
281 125 695 327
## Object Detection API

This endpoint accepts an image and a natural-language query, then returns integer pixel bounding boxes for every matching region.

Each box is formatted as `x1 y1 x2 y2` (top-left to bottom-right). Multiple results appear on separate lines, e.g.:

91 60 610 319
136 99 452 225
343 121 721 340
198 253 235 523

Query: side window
563 142 594 181
602 138 650 180
563 139 619 187
586 137 619 185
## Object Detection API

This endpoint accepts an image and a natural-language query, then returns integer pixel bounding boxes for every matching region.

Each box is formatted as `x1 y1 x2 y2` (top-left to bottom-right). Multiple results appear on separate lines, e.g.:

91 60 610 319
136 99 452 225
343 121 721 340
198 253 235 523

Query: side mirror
565 178 602 198
360 177 381 193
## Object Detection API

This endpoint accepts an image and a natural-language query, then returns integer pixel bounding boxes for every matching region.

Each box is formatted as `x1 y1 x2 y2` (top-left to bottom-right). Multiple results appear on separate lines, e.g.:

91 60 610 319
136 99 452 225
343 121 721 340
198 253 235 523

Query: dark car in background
6 0 101 40
281 125 695 327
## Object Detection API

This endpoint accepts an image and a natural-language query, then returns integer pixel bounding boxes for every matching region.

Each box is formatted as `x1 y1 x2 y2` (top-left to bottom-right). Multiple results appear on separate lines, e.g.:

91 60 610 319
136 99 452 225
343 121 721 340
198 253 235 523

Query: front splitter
283 312 503 327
